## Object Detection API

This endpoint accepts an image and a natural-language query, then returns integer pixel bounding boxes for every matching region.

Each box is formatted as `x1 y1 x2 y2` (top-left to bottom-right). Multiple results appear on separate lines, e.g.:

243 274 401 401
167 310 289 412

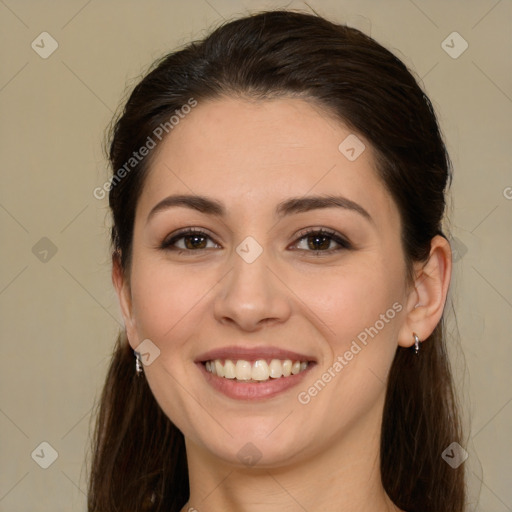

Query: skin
113 97 452 512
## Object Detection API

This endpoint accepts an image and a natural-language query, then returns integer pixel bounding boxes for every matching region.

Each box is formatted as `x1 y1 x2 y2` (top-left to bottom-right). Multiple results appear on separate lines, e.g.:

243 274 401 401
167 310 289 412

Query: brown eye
306 233 333 251
161 229 220 251
183 234 208 249
293 228 351 254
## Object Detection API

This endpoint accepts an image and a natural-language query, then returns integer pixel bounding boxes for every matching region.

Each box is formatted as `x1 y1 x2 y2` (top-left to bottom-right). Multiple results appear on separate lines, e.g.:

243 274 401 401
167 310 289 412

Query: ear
112 253 139 350
397 235 452 348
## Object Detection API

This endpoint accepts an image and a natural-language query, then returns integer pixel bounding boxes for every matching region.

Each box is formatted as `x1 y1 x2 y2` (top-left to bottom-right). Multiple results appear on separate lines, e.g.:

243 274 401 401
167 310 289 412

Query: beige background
1 0 511 510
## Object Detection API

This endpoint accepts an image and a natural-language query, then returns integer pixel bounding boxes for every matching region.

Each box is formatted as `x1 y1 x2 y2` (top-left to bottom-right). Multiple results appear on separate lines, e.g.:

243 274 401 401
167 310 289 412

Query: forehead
136 97 398 227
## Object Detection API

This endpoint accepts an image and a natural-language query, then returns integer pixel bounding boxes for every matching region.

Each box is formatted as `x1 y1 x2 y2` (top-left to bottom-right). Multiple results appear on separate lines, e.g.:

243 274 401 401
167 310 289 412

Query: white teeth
269 359 282 378
214 360 224 378
205 358 310 381
235 360 252 381
252 360 269 381
223 359 236 379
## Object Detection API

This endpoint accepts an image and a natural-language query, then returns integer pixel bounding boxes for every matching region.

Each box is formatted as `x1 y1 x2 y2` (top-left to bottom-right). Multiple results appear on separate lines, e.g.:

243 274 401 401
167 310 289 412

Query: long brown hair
88 10 465 511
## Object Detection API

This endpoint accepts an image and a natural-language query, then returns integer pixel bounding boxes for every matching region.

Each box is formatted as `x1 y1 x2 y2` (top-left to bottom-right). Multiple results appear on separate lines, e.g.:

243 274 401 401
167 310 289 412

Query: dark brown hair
88 9 465 512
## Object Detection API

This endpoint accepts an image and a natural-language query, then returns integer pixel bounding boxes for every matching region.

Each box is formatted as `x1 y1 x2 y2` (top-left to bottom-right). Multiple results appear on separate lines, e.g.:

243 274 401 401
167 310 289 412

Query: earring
134 351 143 376
413 332 421 355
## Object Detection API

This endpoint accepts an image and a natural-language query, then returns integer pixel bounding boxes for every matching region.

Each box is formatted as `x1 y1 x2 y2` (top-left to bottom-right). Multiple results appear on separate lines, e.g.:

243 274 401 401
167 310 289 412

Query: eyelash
160 227 352 255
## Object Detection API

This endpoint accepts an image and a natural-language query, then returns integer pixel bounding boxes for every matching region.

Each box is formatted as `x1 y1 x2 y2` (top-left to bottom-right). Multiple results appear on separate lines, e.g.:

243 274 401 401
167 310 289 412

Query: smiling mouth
204 358 310 382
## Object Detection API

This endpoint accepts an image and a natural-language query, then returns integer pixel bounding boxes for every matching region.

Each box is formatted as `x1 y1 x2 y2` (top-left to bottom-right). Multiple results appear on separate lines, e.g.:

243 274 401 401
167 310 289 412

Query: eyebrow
146 193 373 224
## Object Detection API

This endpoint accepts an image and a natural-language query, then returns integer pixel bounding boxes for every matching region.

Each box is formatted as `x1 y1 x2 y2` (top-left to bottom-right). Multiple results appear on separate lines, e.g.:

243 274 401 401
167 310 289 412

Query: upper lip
195 345 316 363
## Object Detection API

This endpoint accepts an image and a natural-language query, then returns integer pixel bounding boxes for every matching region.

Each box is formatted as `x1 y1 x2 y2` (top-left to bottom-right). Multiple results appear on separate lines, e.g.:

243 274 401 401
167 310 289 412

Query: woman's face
118 97 412 467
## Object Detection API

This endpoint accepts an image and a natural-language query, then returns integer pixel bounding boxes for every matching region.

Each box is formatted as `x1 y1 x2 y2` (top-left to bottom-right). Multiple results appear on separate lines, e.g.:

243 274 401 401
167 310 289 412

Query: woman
88 10 466 512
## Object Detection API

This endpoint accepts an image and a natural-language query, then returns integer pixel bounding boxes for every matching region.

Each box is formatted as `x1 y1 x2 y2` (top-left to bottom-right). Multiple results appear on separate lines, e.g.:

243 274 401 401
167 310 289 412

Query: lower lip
197 362 314 400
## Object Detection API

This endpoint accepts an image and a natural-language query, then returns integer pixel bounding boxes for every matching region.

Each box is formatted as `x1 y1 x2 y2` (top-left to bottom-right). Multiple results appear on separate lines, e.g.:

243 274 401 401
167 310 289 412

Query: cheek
294 258 404 347
129 256 212 350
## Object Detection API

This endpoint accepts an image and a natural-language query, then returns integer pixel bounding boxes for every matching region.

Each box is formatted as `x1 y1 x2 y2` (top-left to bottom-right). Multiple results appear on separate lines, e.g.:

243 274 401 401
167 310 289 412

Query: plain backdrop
0 0 511 510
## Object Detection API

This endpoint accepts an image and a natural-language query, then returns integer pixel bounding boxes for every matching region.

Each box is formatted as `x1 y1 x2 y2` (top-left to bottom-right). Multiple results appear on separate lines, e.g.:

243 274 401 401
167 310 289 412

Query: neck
181 393 401 512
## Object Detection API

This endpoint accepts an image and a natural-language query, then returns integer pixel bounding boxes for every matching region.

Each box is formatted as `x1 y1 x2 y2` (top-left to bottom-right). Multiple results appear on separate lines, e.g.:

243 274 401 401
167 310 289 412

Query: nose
213 249 292 332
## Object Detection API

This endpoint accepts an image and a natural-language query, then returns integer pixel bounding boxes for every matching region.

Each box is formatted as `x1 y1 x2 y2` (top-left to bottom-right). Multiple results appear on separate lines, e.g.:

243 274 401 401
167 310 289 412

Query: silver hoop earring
413 332 421 355
134 351 143 376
